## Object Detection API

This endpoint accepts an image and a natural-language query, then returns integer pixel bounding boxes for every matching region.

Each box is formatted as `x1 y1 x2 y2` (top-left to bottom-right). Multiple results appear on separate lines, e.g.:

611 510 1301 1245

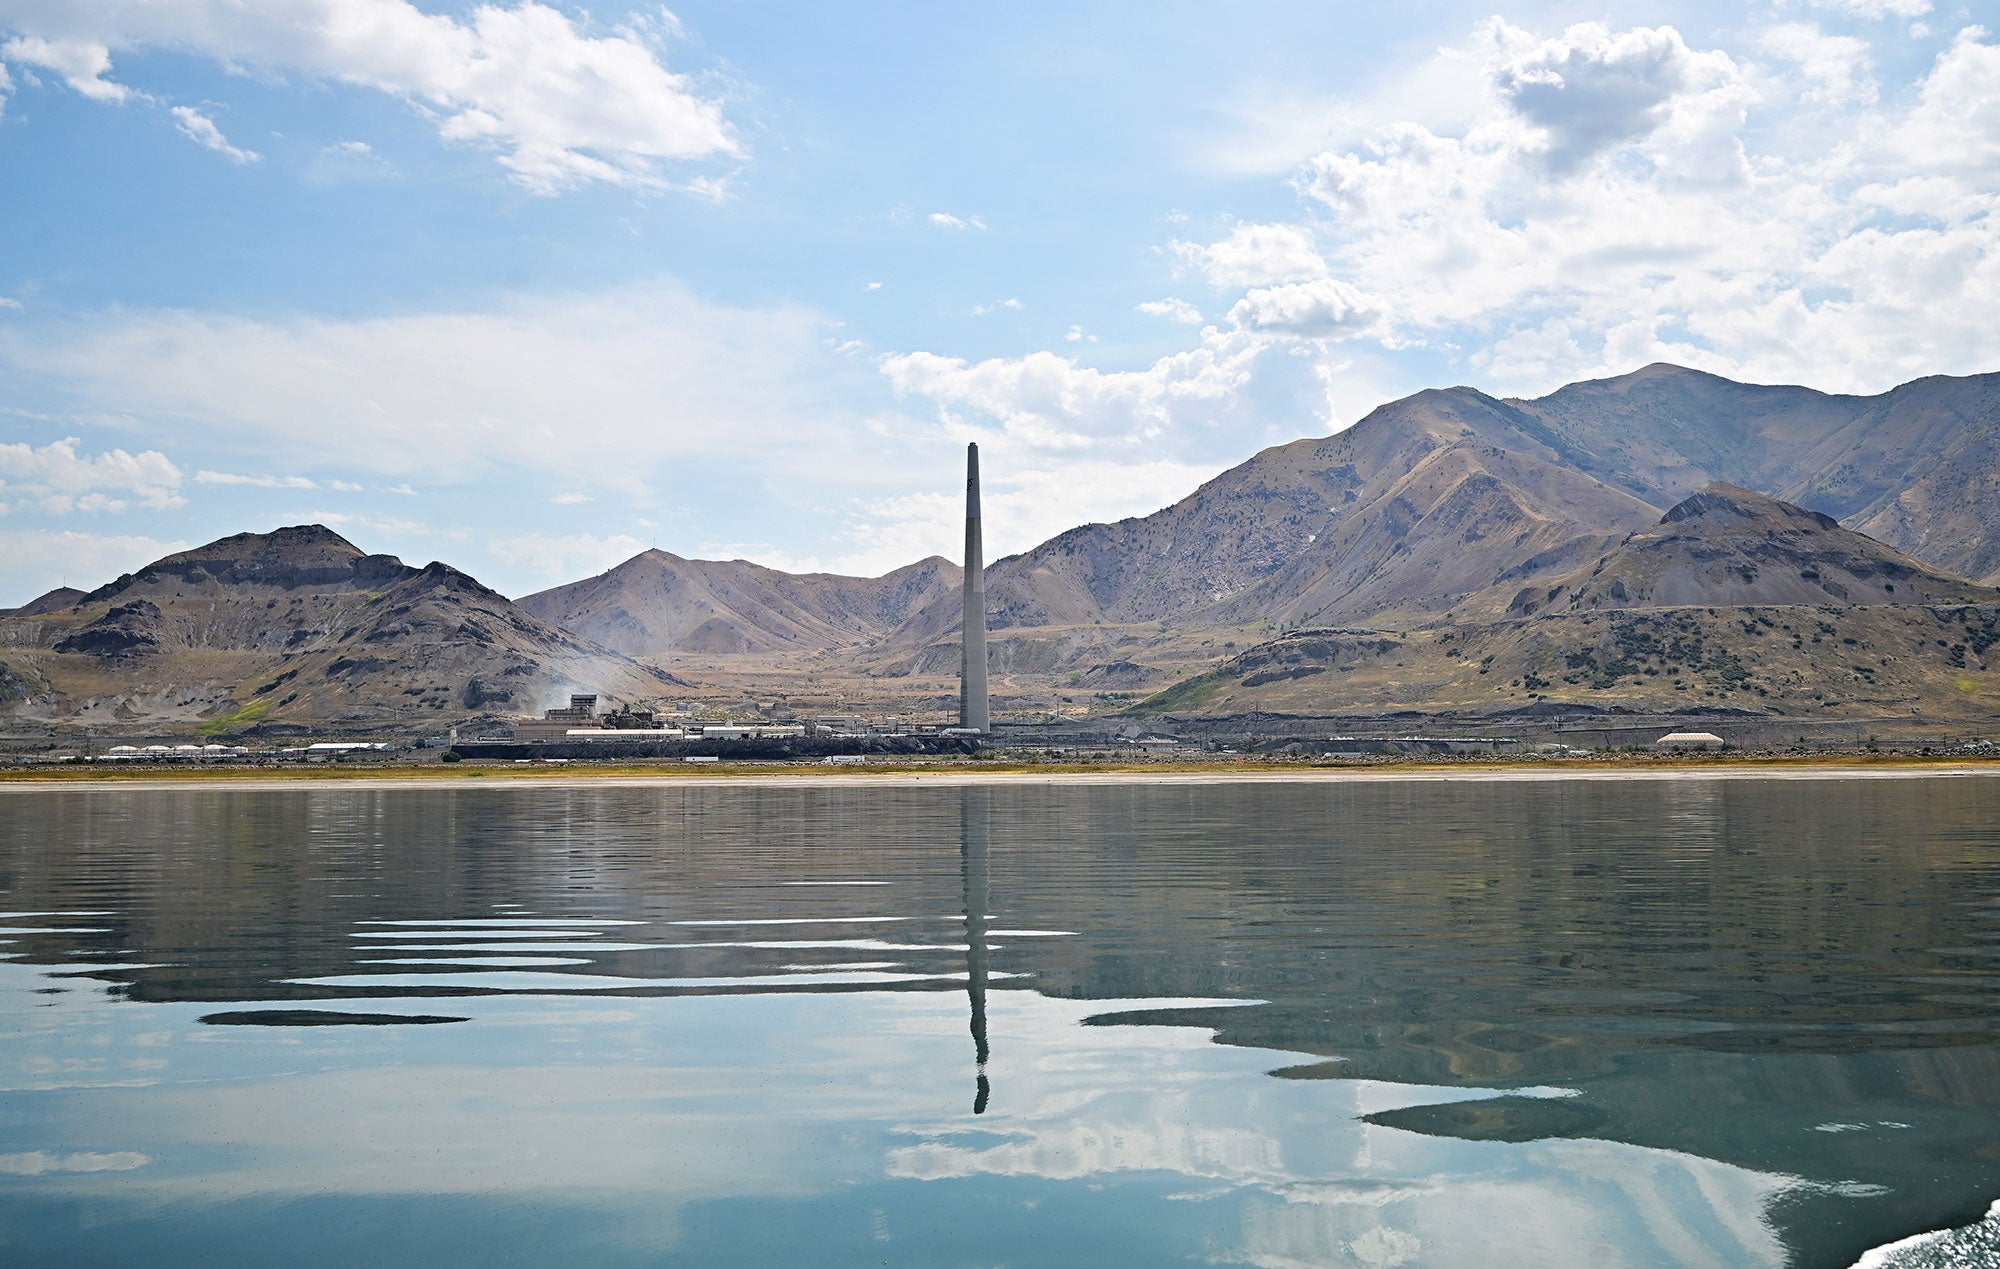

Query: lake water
2 774 1998 1267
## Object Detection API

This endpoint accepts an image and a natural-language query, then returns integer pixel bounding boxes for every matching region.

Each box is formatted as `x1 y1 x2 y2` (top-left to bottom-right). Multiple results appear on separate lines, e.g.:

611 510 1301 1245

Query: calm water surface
2 775 1999 1267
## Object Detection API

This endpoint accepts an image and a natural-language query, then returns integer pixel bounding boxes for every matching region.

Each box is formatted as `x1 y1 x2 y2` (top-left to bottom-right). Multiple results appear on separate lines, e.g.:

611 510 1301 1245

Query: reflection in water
961 788 991 1114
0 775 1996 1267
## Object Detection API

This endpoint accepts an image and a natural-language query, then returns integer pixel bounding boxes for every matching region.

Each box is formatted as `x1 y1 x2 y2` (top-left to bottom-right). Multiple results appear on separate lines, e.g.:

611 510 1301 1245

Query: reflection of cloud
4 967 1810 1268
0 1151 149 1174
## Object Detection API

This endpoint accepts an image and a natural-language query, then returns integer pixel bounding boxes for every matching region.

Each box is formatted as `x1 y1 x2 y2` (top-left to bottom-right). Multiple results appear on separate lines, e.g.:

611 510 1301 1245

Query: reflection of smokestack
961 788 991 1114
960 443 990 733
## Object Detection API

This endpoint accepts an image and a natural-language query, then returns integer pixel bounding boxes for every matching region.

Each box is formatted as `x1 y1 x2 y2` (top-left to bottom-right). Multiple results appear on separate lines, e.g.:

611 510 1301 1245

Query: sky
0 0 1995 604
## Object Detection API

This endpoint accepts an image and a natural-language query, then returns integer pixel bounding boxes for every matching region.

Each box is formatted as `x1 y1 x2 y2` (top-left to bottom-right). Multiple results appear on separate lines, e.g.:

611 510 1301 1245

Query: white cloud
1488 22 1745 174
489 532 644 585
0 529 186 605
551 490 592 505
1136 298 1204 325
0 295 21 312
193 469 313 489
0 34 132 102
970 298 1022 316
1170 222 1327 288
0 436 182 512
1758 23 1876 107
1263 18 2000 393
1892 26 2000 168
880 327 1303 456
1227 277 1379 338
928 212 987 231
0 285 852 493
328 479 363 492
0 0 736 192
1064 324 1097 344
170 105 257 163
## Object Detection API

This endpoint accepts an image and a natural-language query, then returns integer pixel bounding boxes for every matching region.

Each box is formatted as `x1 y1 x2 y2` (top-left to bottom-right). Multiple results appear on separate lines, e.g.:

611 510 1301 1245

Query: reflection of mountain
3 778 1998 1265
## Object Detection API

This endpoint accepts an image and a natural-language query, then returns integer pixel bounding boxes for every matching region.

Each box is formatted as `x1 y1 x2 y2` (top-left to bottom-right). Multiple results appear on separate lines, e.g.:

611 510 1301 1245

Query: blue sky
1 0 1994 603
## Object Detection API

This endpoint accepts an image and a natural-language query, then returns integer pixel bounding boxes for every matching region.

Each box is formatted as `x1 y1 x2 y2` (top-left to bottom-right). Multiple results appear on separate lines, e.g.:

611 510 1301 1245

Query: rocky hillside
0 526 676 731
0 587 85 619
517 550 960 657
1494 364 2000 585
1508 485 1997 616
880 384 1663 652
1143 489 2000 722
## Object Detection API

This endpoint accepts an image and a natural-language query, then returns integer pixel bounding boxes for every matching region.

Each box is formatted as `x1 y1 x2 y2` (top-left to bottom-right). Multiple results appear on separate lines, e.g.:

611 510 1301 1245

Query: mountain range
4 363 1997 733
0 526 674 731
1144 484 1998 720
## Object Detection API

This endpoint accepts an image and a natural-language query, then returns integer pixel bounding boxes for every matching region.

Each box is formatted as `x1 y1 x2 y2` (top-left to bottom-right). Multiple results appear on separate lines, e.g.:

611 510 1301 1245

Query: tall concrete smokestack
960 443 990 732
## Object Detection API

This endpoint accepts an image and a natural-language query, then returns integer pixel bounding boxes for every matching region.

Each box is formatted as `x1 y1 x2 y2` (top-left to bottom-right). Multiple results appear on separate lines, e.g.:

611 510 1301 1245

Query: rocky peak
1660 484 1839 531
83 525 416 601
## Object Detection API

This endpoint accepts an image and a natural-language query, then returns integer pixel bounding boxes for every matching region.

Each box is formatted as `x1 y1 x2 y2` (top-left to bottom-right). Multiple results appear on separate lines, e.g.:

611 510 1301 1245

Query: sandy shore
1 760 1996 794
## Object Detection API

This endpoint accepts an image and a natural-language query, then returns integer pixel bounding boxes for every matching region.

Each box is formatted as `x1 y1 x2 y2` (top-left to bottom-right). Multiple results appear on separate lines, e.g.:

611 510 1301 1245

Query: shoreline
0 755 1996 793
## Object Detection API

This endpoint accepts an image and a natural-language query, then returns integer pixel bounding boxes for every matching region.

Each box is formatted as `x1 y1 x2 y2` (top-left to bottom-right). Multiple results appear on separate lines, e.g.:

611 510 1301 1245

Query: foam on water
1854 1200 2000 1268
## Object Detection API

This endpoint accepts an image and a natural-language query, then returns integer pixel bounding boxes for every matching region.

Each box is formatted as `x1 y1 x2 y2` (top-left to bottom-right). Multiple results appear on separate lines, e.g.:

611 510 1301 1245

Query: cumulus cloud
1170 222 1327 288
0 0 736 192
1227 277 1378 338
0 437 183 512
0 34 132 102
1136 297 1204 325
1267 18 2000 392
170 105 257 163
1758 23 1877 107
878 324 1332 461
1892 27 2000 167
1489 22 1745 174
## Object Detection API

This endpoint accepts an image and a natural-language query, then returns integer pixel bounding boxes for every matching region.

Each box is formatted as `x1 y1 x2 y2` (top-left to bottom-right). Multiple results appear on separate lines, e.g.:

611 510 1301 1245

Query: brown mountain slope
1509 364 2000 584
516 550 961 657
0 526 675 730
0 587 85 619
868 365 2000 684
885 384 1662 650
1508 485 1997 616
1142 489 2000 722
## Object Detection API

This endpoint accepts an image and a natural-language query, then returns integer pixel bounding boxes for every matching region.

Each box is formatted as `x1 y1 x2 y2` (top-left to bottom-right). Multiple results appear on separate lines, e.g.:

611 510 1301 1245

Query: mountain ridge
0 524 676 729
1142 483 2000 721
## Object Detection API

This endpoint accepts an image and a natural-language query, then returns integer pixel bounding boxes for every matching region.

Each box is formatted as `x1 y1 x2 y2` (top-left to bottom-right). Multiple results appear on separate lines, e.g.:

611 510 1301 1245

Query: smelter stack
960 443 990 732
